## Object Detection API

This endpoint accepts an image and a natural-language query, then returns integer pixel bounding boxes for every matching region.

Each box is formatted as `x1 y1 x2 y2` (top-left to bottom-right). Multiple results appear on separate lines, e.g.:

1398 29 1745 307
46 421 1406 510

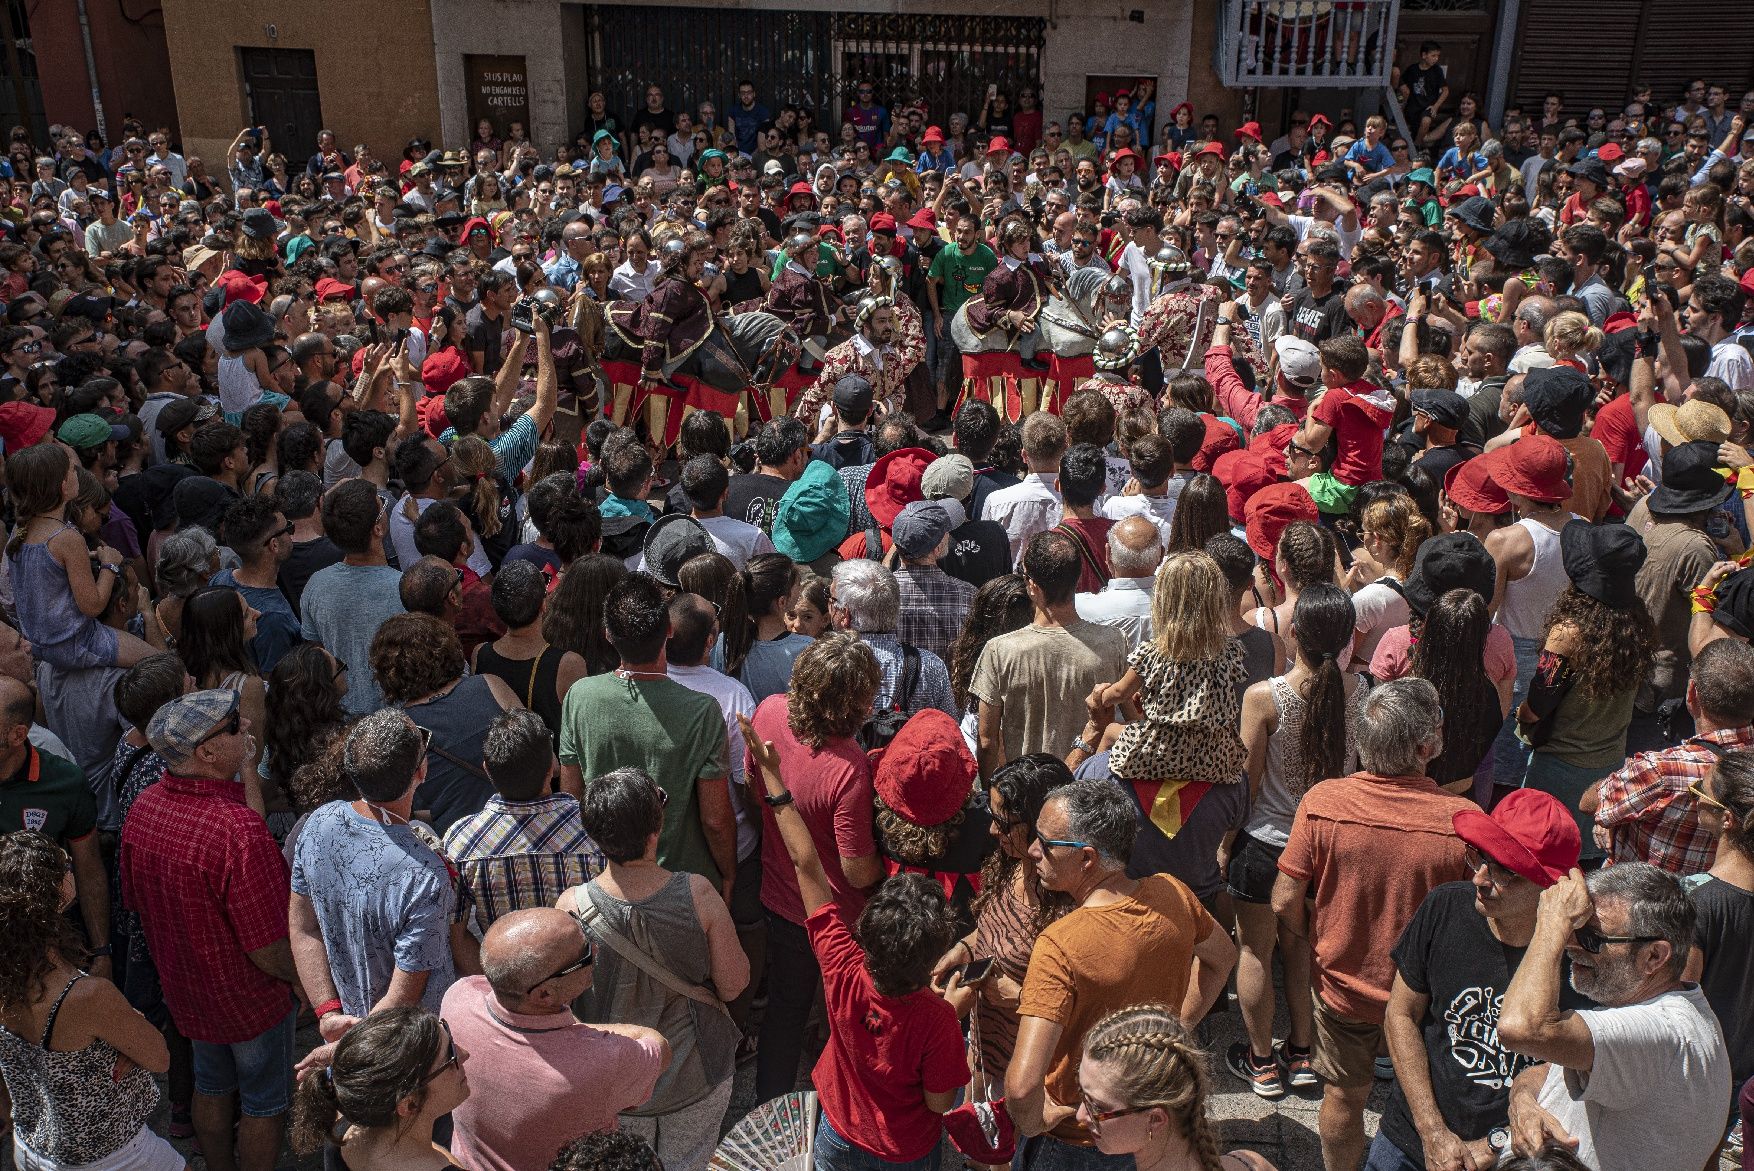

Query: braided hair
1081 1004 1226 1171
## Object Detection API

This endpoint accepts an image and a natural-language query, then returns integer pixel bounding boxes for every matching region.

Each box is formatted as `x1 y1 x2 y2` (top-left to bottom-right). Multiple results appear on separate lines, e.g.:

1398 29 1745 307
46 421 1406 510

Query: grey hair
1356 677 1443 777
1587 862 1695 980
1107 525 1164 579
1636 138 1662 156
1051 777 1137 869
156 527 220 598
1250 403 1298 438
342 709 424 803
831 559 900 633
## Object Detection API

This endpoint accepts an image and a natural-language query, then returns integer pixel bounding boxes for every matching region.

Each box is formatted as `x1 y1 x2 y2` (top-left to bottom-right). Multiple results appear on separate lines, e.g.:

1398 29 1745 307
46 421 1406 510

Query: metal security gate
585 6 1043 136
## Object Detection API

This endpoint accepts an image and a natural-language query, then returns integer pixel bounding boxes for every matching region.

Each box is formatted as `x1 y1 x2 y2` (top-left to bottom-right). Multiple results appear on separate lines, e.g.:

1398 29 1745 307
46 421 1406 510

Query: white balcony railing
1217 0 1402 88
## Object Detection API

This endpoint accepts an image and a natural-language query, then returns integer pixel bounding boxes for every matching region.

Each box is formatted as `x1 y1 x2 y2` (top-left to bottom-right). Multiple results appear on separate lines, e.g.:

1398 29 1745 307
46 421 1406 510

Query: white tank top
216 354 263 416
1497 517 1570 641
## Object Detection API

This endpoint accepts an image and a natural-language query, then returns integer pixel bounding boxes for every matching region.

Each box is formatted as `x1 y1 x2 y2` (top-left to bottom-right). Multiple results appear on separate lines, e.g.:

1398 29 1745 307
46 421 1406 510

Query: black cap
1404 532 1497 617
61 293 116 322
239 207 277 239
1520 366 1594 439
1411 388 1468 430
1559 520 1645 609
832 374 875 417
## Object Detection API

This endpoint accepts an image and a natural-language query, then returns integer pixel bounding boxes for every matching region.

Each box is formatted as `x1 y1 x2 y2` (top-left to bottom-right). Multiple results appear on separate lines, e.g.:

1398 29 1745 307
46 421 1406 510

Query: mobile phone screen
959 957 995 983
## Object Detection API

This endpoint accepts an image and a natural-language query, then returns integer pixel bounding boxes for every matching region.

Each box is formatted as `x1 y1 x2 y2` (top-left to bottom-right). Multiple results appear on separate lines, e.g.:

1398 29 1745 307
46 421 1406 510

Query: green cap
1405 167 1436 188
56 412 128 450
771 459 851 564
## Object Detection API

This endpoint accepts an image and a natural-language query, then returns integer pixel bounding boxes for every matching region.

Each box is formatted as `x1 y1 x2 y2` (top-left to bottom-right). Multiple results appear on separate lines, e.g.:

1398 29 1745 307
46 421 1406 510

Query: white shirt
1074 577 1155 650
1706 338 1753 391
1509 342 1556 374
1286 212 1361 260
666 663 758 859
389 493 492 579
697 514 775 569
982 472 1063 563
1100 492 1176 548
610 260 658 302
1120 242 1154 325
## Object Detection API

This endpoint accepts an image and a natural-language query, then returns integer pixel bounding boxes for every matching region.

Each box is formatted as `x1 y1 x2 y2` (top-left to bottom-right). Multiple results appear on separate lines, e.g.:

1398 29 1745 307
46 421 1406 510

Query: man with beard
1498 863 1729 1171
797 295 918 424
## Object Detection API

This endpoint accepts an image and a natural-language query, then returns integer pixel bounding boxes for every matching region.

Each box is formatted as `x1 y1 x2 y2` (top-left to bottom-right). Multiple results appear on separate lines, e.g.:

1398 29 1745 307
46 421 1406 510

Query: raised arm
491 328 532 423
527 314 558 435
737 713 832 914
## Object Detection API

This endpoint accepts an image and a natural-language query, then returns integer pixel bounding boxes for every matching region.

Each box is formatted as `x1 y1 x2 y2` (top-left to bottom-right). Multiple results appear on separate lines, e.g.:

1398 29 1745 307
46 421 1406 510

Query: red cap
0 401 55 452
1190 413 1241 472
314 277 354 303
217 269 267 306
869 211 897 232
865 447 934 529
1092 93 1110 106
1443 456 1509 515
1194 141 1226 160
1257 191 1285 207
1453 789 1581 887
421 348 473 398
1741 268 1754 299
906 208 938 231
1309 113 1333 129
787 181 816 198
922 126 945 144
1487 433 1569 503
1109 147 1141 167
986 136 1012 154
1213 449 1278 521
1152 152 1182 169
1244 482 1318 562
1602 311 1638 334
1236 121 1263 142
871 710 976 824
1168 102 1194 120
1596 142 1626 164
817 224 842 240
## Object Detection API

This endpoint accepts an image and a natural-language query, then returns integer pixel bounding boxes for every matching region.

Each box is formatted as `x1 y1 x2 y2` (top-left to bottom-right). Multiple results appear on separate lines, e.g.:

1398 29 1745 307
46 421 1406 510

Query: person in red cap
916 127 953 174
1370 788 1581 1171
1104 148 1144 202
870 708 989 908
1274 677 1473 1171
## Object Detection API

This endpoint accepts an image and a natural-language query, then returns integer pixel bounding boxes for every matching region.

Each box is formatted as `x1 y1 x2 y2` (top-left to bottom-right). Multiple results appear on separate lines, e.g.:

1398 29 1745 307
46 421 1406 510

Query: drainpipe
75 0 107 140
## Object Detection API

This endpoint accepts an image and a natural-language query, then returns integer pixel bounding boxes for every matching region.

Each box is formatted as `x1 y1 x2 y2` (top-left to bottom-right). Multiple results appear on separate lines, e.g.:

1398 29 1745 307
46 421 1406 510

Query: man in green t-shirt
926 215 999 418
558 574 736 898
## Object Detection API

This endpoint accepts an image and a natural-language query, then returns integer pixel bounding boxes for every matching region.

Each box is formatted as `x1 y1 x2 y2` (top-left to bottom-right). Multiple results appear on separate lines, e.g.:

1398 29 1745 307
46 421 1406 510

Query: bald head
0 675 33 730
1514 295 1557 341
359 275 389 303
481 907 590 1005
1107 515 1164 579
1345 284 1386 330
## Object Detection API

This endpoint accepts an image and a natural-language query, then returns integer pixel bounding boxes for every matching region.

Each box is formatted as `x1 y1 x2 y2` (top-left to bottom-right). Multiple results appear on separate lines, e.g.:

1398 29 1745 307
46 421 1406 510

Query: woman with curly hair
948 574 1033 734
263 643 350 813
543 553 627 676
177 584 270 816
0 831 184 1171
1518 523 1656 859
1076 1003 1277 1171
290 1006 468 1169
370 612 521 835
744 630 883 1102
928 753 1074 1104
1344 493 1429 672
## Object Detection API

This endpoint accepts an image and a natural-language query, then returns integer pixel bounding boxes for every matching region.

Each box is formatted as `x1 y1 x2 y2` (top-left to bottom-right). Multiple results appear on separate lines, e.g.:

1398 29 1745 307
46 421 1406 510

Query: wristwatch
101 563 123 577
1070 735 1096 755
762 790 795 808
1488 1127 1511 1156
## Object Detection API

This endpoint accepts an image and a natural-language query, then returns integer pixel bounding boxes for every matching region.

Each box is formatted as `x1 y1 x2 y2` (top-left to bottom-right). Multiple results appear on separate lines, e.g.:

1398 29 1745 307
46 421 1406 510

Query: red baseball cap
1244 481 1318 562
314 277 355 303
871 710 976 825
869 211 897 233
986 136 1012 155
421 348 473 398
865 447 934 530
1596 142 1626 164
1257 191 1285 208
1452 788 1580 887
1235 121 1263 142
1213 449 1278 521
0 402 55 452
1487 433 1570 503
1443 456 1509 516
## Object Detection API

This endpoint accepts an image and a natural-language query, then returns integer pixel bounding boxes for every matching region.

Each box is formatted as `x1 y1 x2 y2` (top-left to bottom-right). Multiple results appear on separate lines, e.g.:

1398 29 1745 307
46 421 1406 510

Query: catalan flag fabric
1130 779 1214 841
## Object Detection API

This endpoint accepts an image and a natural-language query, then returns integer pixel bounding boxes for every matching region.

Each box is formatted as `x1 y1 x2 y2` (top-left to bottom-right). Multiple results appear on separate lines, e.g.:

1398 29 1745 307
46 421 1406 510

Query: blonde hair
1081 1004 1225 1171
1542 310 1602 364
1405 354 1457 392
1150 551 1229 662
451 435 502 539
1361 495 1431 575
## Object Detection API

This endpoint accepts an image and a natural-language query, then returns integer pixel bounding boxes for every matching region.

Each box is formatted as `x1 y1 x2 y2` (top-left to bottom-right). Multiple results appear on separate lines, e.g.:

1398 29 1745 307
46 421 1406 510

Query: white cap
1274 335 1322 388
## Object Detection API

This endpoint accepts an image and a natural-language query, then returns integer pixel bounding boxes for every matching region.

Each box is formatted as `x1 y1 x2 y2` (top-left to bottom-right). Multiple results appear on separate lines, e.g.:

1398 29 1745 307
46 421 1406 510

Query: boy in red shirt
1294 333 1394 515
739 713 970 1170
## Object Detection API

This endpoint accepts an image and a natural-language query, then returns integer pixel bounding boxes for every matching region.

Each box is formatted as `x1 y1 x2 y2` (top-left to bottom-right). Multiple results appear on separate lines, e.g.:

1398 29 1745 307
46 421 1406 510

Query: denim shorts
191 1005 297 1117
815 1112 940 1171
1225 830 1285 905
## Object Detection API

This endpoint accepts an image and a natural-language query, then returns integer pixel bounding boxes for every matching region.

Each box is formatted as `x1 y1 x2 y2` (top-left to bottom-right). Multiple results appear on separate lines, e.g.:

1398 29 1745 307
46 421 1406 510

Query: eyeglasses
1572 925 1661 954
1079 1092 1150 1131
1391 143 1410 152
331 659 349 681
1667 127 1685 136
1463 845 1520 886
270 521 295 540
524 939 594 994
9 340 41 356
416 1020 461 1087
1687 776 1729 813
1034 829 1091 852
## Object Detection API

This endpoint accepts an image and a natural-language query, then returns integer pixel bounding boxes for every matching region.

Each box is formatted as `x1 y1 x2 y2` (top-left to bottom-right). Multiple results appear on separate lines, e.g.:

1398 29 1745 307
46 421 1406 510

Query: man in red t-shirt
741 709 969 1166
1295 334 1394 515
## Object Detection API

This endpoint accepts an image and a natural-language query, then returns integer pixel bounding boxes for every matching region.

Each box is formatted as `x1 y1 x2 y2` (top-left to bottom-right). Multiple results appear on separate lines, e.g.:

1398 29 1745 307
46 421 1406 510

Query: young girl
1096 551 1247 787
452 434 516 570
5 444 152 669
1345 495 1428 672
1226 584 1364 1097
1541 310 1602 372
787 575 832 637
1669 182 1726 279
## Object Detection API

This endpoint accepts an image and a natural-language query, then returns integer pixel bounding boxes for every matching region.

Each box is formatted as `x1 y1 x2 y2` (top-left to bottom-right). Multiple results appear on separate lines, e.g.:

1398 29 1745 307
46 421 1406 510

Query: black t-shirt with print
1286 285 1350 343
1689 874 1754 1086
1378 882 1593 1160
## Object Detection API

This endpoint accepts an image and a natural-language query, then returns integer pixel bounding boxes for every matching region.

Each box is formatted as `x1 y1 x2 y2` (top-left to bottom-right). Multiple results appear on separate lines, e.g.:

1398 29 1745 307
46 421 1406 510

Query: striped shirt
442 794 605 929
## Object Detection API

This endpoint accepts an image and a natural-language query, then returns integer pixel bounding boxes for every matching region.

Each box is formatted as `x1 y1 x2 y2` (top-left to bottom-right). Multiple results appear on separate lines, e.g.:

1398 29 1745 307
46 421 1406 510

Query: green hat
771 459 851 564
884 147 914 164
56 412 129 451
699 148 727 165
1406 167 1436 188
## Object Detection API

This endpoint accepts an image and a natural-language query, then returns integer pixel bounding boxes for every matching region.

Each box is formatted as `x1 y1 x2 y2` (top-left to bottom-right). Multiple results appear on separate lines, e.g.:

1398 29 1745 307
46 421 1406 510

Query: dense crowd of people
0 53 1752 1171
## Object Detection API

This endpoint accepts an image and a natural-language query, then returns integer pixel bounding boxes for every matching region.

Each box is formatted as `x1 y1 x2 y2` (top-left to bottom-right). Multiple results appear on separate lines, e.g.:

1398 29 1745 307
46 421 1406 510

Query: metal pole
75 0 107 140
1485 0 1519 127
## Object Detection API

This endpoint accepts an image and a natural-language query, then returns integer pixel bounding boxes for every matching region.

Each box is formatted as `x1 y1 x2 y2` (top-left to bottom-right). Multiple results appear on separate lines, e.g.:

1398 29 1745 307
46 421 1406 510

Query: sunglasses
196 698 244 745
525 938 594 993
10 340 41 355
1034 829 1091 853
416 1020 461 1086
1079 1092 1150 1130
1464 845 1519 886
1687 776 1728 812
1572 925 1661 954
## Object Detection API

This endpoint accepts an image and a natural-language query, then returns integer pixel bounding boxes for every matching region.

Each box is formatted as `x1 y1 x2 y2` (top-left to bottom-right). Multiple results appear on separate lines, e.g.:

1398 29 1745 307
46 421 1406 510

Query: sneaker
1374 1055 1396 1081
1279 1042 1318 1089
1225 1041 1286 1099
1726 1119 1742 1156
167 1105 194 1140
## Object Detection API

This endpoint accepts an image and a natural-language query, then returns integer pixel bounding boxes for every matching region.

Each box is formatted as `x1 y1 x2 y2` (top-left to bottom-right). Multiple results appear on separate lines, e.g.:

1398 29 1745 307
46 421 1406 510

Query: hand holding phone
956 957 995 984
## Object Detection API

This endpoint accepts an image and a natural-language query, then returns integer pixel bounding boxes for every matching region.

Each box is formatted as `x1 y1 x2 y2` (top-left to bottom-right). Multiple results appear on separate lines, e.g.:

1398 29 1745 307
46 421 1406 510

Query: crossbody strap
570 896 732 1017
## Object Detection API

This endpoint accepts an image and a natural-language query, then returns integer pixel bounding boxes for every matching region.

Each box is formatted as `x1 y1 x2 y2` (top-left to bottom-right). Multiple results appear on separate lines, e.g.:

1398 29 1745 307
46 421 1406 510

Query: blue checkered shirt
441 793 605 929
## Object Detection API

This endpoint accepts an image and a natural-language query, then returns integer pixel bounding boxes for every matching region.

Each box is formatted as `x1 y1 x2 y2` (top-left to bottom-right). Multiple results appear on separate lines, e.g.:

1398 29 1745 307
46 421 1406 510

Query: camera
510 290 562 334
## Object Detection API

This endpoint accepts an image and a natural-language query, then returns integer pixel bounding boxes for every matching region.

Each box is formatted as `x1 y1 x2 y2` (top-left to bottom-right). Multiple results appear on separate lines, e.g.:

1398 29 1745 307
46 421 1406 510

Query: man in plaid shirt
1587 639 1754 875
444 708 605 929
120 689 297 1171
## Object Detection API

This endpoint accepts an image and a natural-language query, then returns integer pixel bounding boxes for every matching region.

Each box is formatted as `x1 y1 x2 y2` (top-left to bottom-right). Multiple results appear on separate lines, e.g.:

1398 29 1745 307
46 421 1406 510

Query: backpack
857 643 921 751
